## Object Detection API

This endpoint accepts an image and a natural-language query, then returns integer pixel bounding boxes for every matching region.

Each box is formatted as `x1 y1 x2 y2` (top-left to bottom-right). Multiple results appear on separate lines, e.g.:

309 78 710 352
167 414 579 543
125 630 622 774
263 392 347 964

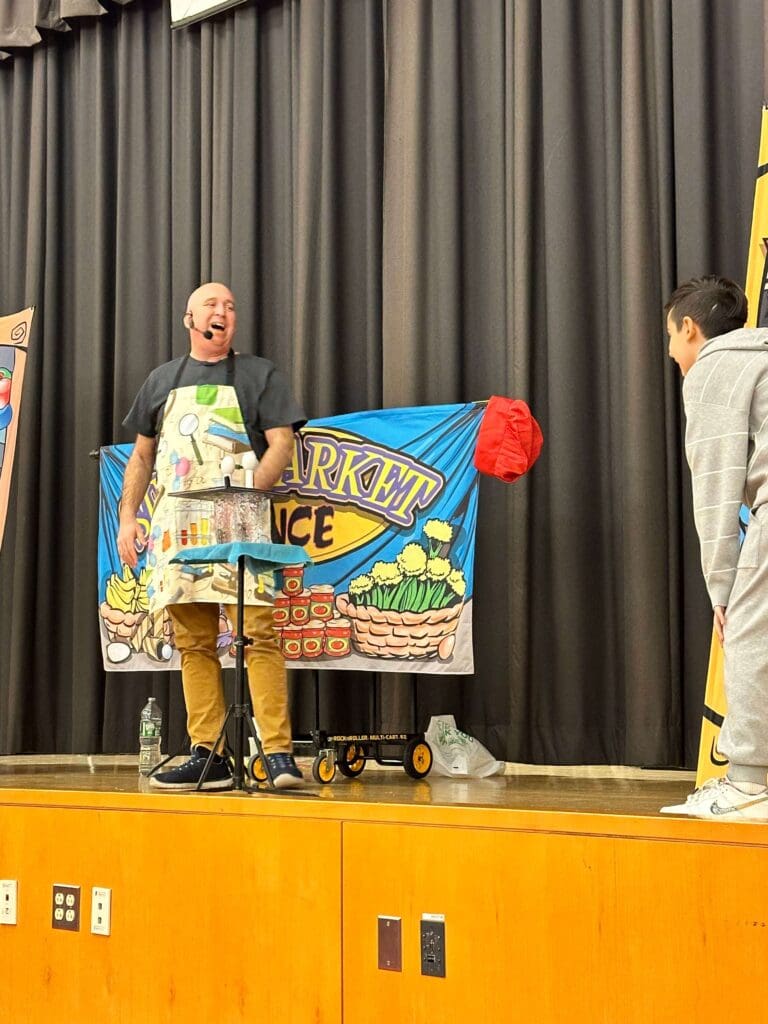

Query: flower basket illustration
338 518 466 660
335 592 463 659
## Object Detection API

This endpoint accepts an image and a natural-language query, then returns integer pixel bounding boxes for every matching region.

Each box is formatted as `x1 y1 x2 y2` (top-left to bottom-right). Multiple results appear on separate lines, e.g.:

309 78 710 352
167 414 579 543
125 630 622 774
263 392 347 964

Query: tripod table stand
170 485 311 792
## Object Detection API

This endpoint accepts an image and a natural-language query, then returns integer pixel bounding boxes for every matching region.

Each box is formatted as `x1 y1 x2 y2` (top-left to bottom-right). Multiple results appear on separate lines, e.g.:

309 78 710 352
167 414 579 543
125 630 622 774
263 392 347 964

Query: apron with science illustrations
144 353 274 613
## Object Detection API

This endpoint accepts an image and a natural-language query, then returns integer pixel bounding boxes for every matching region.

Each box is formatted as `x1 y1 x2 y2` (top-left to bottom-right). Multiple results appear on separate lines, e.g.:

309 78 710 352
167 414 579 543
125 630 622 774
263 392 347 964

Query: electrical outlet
90 887 111 936
52 884 80 931
0 880 17 925
420 913 446 977
377 915 402 971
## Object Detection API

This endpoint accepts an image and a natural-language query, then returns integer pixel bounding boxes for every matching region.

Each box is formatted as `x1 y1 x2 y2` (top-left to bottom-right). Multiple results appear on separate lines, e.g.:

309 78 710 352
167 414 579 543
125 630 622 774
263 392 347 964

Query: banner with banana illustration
695 106 768 786
0 307 34 556
99 402 483 674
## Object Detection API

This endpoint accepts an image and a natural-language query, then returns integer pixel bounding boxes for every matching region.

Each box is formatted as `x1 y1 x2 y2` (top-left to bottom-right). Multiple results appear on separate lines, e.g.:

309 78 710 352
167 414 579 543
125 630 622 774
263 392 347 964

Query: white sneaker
660 776 768 822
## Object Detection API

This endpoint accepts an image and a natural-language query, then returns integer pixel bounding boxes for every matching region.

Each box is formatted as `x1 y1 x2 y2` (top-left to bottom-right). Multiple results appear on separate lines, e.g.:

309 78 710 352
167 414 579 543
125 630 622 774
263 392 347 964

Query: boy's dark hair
664 276 748 338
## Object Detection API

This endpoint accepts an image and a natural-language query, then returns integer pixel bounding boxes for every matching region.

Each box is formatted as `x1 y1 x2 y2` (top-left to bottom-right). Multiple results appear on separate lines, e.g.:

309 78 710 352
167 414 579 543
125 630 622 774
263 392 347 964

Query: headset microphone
186 313 214 340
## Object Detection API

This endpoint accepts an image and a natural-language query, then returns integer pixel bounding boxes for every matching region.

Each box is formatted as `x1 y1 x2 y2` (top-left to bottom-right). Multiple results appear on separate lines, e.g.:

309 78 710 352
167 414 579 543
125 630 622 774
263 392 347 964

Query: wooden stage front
0 757 767 1023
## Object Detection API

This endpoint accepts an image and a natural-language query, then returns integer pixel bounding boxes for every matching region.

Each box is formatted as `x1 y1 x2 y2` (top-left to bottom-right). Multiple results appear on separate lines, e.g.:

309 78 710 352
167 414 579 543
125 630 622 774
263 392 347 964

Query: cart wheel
312 752 337 784
247 754 268 783
337 742 366 778
403 738 433 779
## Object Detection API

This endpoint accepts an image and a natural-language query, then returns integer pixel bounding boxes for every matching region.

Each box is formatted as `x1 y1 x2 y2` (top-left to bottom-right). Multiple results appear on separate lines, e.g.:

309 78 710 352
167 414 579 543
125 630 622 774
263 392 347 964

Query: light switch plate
91 886 111 936
0 880 17 925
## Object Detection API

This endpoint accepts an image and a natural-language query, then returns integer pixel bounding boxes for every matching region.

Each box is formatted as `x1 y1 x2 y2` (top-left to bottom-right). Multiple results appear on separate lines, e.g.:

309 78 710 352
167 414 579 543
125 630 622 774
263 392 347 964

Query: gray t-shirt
122 352 306 456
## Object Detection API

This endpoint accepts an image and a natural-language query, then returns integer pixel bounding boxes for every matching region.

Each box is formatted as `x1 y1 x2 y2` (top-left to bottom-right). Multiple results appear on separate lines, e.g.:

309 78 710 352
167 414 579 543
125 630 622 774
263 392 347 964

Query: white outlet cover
0 880 17 925
91 887 111 936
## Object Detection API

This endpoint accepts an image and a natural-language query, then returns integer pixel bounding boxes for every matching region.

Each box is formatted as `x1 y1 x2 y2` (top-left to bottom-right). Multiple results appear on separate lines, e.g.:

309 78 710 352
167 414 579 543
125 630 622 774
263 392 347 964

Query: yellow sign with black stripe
696 105 768 786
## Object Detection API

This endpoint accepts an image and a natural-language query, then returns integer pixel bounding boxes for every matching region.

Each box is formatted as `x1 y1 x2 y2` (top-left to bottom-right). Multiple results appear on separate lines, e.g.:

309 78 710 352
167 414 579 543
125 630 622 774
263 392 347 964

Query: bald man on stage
118 282 306 790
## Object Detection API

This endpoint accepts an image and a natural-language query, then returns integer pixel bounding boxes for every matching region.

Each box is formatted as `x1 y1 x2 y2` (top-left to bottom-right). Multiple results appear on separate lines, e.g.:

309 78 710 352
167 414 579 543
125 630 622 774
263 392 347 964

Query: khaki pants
168 603 292 755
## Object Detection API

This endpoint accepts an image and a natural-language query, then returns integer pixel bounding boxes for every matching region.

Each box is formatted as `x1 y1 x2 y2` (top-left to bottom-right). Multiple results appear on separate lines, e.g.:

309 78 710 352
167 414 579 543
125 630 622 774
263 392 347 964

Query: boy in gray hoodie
663 275 768 821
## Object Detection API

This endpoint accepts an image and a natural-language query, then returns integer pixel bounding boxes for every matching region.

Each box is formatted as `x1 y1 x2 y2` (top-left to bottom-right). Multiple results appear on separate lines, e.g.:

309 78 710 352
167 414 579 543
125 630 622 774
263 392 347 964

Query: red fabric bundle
473 396 543 482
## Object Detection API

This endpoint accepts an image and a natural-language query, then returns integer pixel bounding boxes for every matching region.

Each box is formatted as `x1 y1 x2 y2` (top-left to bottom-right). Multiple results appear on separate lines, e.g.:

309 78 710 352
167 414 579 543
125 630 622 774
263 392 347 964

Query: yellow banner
696 105 768 786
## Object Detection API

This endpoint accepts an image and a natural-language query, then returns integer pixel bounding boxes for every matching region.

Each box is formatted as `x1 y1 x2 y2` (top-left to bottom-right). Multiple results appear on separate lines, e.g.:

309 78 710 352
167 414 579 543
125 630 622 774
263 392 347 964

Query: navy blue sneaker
266 752 304 789
149 745 233 791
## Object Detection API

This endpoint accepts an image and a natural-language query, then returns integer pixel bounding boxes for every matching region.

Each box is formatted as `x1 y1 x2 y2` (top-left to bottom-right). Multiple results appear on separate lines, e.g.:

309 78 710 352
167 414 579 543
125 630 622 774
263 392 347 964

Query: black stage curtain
0 0 762 766
0 1 136 61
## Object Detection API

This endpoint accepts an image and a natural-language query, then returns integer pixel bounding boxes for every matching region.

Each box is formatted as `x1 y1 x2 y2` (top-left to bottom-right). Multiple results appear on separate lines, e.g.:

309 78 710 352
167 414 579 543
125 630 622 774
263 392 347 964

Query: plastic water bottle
138 697 162 775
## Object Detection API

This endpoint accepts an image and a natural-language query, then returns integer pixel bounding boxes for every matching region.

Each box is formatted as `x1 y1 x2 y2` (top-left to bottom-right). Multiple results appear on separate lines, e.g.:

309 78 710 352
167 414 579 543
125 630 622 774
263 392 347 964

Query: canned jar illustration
290 589 311 625
302 620 325 659
273 595 291 627
309 585 335 621
324 618 351 657
281 625 303 660
282 566 304 596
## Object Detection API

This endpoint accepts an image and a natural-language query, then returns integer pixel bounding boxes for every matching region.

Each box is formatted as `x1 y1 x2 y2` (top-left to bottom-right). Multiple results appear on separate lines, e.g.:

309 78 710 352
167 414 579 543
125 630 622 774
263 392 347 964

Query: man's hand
115 435 156 568
117 516 144 568
714 605 727 645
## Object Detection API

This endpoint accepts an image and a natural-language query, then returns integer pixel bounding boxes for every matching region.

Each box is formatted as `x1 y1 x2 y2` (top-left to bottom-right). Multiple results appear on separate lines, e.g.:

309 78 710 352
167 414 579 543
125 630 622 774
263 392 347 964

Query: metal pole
232 554 247 790
314 669 321 734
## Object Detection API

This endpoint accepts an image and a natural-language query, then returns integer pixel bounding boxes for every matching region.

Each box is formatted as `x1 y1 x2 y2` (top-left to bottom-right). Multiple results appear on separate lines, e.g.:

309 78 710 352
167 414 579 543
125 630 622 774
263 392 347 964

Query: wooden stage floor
0 754 698 819
3 756 768 1023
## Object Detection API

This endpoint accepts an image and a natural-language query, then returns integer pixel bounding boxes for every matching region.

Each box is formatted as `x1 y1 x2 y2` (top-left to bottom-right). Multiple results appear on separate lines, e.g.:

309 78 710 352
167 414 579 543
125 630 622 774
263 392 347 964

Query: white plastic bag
425 715 505 778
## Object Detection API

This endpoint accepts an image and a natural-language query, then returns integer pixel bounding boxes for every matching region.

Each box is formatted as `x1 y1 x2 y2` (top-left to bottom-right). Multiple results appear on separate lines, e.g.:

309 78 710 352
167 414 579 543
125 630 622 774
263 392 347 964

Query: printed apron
144 355 274 614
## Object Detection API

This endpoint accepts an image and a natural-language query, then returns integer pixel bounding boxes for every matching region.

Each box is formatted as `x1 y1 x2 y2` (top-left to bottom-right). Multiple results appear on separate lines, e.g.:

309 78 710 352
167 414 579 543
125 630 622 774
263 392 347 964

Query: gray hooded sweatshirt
683 326 768 609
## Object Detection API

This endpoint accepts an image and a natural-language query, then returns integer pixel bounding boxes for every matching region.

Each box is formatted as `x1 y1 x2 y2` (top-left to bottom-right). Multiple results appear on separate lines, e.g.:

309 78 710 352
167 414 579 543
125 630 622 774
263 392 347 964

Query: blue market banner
98 402 483 674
